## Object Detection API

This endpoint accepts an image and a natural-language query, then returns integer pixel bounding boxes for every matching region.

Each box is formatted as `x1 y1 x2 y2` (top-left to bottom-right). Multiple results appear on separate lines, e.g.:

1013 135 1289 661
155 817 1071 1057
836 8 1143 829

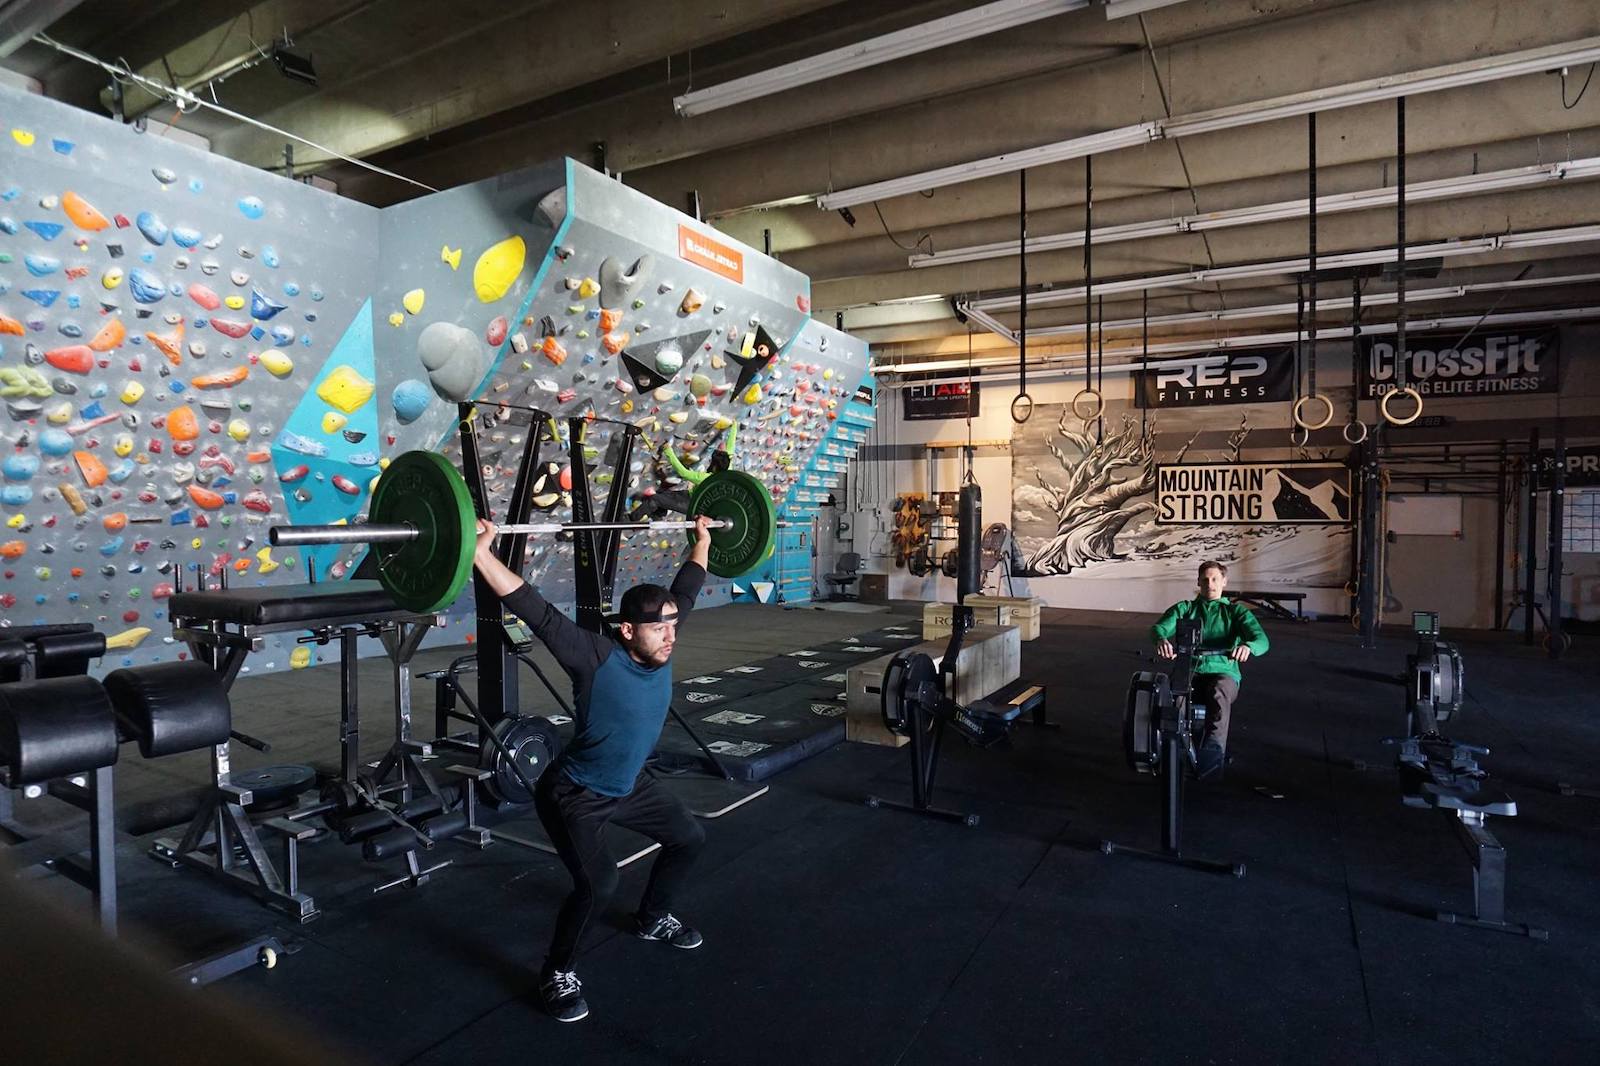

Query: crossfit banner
1155 462 1351 525
902 379 979 421
1134 347 1295 408
1359 329 1559 399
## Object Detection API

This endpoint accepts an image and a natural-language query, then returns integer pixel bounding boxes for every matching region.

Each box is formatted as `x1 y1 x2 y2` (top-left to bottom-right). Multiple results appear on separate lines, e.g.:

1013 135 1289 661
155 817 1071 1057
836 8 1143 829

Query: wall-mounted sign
1358 329 1559 399
1155 461 1351 524
677 224 744 283
1135 347 1295 408
1537 446 1600 488
903 379 979 421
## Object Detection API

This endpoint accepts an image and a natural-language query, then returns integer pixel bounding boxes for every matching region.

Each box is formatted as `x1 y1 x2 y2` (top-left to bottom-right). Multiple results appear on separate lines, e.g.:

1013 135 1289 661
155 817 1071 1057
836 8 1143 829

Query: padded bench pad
168 580 402 627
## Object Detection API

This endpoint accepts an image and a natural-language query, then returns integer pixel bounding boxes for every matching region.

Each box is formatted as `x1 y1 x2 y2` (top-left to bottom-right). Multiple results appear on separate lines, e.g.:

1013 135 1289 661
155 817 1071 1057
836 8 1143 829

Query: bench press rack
162 568 484 921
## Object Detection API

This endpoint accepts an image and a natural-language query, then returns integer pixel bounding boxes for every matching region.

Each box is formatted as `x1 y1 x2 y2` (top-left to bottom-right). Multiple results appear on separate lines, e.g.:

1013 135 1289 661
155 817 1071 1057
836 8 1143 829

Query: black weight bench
1230 590 1307 622
164 580 485 920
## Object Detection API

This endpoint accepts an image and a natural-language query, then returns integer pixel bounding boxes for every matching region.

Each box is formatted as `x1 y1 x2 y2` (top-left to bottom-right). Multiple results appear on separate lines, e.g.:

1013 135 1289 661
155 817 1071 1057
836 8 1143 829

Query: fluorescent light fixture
820 35 1600 209
873 307 1600 379
1102 0 1190 18
674 0 1088 118
964 224 1600 313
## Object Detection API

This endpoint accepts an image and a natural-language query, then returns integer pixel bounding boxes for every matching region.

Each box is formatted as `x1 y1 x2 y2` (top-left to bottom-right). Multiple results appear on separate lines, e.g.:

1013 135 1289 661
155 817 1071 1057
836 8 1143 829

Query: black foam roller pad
30 630 108 678
101 662 233 759
0 677 119 785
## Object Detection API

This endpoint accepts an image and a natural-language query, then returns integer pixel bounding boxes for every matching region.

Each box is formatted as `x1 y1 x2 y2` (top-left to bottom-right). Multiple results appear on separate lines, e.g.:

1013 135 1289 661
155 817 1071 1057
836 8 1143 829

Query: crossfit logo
810 703 846 718
1361 330 1559 398
684 675 723 685
1136 348 1293 409
684 691 724 704
728 665 764 674
796 660 829 669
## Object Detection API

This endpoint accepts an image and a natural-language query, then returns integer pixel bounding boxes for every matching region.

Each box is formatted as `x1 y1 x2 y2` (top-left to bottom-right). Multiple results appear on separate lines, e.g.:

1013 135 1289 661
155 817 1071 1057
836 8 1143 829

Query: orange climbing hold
0 541 25 561
192 366 249 389
187 484 225 510
601 331 630 355
101 512 128 533
166 406 200 441
73 450 108 487
88 318 126 352
146 323 184 365
61 190 110 231
599 308 623 333
45 345 95 374
0 314 24 336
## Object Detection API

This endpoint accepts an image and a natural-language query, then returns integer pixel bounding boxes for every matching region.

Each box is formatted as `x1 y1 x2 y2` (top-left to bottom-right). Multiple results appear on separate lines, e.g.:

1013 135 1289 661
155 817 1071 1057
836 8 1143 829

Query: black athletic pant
534 767 706 972
1192 674 1239 750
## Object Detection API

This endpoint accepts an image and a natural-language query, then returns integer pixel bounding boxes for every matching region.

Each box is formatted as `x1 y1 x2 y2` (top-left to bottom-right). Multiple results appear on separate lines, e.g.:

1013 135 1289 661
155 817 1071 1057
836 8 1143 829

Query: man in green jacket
1149 559 1269 780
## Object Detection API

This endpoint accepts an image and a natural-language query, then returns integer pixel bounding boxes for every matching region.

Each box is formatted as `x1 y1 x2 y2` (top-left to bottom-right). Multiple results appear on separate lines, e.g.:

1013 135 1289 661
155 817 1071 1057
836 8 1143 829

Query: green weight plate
686 469 776 578
367 450 477 613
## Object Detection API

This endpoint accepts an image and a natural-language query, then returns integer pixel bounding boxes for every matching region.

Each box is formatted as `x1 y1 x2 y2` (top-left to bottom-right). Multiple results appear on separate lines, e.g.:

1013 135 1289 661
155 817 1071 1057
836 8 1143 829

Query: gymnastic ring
1288 424 1310 448
1010 391 1035 424
1292 394 1335 430
1070 388 1104 422
1343 580 1357 597
1380 385 1423 426
1341 420 1368 445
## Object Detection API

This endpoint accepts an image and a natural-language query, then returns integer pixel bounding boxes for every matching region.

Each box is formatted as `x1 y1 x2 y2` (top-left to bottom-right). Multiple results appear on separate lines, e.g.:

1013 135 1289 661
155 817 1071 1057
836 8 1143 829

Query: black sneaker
636 913 703 950
1196 742 1226 782
539 968 589 1023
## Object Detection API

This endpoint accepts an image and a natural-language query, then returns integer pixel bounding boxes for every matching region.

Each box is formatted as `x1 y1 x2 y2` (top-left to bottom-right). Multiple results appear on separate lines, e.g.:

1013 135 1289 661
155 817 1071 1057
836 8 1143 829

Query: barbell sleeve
269 517 734 548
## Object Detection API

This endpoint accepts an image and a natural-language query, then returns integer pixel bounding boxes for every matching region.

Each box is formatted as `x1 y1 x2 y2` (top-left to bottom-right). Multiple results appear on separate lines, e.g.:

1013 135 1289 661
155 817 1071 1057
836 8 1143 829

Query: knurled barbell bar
267 451 777 613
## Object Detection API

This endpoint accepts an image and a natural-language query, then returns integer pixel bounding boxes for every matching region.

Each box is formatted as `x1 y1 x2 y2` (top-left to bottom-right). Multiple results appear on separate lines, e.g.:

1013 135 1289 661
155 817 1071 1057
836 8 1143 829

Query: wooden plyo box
922 601 1012 640
844 624 1022 748
963 594 1043 641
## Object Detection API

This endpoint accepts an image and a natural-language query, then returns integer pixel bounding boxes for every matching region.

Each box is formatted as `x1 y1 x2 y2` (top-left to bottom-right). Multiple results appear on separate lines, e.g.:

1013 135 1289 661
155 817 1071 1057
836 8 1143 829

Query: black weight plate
367 450 477 613
481 715 563 806
232 764 316 810
906 547 931 577
940 550 959 578
687 469 776 578
1124 671 1168 775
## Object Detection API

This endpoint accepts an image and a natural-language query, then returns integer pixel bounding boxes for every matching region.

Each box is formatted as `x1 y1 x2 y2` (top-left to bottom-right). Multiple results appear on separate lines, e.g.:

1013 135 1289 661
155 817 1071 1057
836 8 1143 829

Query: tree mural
1022 410 1199 575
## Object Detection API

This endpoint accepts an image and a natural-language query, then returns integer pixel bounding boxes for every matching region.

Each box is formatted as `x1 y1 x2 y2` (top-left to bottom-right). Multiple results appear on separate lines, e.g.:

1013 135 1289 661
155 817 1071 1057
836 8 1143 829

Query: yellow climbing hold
257 547 280 575
713 416 733 430
388 312 404 327
473 235 526 303
227 419 251 442
321 411 348 434
104 627 152 651
316 365 374 413
6 514 24 529
442 245 462 270
190 538 204 550
576 277 599 300
120 381 145 405
46 402 73 425
823 367 834 380
741 383 763 404
224 295 246 310
403 288 426 315
113 434 133 458
289 646 313 669
102 268 124 290
668 411 688 424
259 350 294 378
11 129 35 147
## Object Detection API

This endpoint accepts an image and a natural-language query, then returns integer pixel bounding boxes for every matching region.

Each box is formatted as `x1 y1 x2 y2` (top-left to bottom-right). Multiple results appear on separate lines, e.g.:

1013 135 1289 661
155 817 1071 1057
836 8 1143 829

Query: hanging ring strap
1293 394 1334 430
1013 167 1033 424
1071 388 1104 422
1381 385 1423 426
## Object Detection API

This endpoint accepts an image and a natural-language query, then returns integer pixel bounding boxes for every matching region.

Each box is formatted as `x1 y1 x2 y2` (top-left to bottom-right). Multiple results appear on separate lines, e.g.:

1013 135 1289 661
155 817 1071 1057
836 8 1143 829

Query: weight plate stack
480 715 563 806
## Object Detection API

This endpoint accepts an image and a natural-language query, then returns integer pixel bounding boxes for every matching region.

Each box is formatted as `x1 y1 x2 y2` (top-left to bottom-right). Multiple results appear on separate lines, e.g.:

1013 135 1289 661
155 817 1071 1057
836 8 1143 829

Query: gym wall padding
0 85 871 671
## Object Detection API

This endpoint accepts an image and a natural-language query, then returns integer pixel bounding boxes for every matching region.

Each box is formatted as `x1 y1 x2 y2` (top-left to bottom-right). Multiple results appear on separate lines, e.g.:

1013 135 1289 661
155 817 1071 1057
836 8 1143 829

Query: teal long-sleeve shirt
1149 596 1269 683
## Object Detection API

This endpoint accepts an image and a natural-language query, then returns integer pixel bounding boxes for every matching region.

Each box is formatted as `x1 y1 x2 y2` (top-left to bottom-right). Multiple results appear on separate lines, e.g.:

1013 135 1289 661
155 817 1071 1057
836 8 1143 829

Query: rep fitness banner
1155 461 1351 524
1134 347 1295 408
1358 329 1560 399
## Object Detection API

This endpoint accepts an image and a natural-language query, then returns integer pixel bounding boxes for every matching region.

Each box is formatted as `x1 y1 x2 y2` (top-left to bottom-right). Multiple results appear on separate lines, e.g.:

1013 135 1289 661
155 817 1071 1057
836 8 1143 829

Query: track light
270 43 317 88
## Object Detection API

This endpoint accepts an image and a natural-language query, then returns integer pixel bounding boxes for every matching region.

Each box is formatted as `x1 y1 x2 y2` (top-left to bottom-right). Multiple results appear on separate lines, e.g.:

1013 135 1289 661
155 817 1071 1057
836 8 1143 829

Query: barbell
268 451 777 613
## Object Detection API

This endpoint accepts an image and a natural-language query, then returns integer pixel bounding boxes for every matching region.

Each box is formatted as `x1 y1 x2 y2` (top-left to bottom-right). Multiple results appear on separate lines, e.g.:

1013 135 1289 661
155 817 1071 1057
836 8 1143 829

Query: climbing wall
0 84 380 671
0 86 871 675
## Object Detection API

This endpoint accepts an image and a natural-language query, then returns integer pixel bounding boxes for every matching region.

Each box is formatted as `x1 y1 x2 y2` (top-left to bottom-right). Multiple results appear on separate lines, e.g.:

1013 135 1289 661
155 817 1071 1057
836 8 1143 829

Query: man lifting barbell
1149 560 1270 781
472 514 714 1024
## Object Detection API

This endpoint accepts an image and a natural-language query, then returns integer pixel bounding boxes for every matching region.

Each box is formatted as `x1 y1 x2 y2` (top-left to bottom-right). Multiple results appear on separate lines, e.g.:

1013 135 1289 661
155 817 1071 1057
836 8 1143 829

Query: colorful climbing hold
473 236 526 303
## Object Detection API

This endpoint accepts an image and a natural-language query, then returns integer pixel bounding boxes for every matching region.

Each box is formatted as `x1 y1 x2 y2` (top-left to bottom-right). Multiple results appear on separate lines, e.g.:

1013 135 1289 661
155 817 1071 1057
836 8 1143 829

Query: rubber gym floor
6 603 1598 1066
